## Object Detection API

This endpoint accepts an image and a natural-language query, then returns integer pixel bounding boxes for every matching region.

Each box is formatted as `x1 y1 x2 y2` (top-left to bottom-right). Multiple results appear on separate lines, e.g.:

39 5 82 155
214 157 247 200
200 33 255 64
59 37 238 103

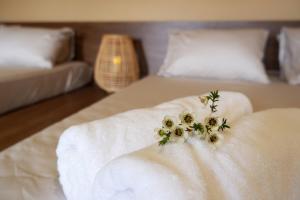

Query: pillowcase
0 25 74 69
158 29 270 83
278 27 300 85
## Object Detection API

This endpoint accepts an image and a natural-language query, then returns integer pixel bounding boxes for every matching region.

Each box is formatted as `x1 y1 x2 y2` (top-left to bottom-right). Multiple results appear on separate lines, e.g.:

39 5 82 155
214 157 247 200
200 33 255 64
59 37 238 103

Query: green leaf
193 123 204 133
208 90 220 113
159 133 171 145
218 118 231 131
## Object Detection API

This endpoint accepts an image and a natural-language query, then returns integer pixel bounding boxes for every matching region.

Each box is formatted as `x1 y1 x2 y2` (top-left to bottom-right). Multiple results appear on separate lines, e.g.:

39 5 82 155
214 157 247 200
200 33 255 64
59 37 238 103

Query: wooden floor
0 84 108 151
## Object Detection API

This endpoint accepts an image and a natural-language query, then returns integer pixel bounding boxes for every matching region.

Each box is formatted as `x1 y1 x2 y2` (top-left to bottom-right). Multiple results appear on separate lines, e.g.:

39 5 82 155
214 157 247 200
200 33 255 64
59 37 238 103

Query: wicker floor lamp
94 34 140 92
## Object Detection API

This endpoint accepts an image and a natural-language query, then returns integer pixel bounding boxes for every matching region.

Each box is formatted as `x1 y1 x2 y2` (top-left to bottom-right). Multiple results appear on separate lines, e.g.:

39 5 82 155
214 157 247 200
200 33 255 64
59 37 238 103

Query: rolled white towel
57 91 252 200
92 109 300 200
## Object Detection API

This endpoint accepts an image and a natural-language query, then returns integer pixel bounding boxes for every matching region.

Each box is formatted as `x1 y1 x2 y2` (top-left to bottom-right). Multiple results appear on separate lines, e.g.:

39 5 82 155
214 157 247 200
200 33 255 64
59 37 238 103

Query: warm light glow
113 56 122 65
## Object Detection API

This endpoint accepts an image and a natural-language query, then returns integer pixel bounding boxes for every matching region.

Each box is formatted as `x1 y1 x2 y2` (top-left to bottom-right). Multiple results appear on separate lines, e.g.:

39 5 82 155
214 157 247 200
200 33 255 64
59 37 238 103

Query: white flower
162 116 175 130
154 128 167 140
204 116 222 131
155 128 166 137
207 132 223 148
170 126 189 143
179 112 195 126
199 96 209 106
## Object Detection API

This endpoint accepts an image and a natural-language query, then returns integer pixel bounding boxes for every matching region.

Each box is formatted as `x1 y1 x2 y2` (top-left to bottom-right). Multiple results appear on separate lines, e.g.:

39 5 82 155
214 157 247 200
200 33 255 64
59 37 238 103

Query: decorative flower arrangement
155 91 230 148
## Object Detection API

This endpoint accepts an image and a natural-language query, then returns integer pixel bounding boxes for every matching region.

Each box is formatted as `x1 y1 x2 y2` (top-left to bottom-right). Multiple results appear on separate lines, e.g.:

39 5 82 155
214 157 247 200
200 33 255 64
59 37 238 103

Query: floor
0 84 108 151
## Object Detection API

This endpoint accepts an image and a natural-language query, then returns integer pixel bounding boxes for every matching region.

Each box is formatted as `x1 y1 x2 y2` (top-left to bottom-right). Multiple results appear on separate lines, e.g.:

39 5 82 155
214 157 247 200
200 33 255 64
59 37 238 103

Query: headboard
4 21 300 76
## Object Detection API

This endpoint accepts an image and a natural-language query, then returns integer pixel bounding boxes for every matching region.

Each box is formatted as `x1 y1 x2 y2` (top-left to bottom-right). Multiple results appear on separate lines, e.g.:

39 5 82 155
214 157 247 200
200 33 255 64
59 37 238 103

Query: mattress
0 75 300 200
0 62 92 115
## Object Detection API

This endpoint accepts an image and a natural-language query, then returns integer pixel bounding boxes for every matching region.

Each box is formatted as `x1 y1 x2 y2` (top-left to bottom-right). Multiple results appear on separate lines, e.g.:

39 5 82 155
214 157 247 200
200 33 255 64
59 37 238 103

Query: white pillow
278 27 300 85
0 25 74 69
158 29 270 83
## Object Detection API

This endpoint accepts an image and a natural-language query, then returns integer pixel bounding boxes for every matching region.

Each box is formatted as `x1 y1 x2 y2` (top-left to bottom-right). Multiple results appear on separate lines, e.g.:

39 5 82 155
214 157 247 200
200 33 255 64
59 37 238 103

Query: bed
0 21 300 200
0 75 300 199
0 62 92 114
0 25 93 114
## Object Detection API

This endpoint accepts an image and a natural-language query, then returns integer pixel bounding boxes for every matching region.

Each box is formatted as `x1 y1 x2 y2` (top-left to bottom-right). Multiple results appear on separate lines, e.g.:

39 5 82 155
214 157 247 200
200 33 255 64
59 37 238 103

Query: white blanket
92 108 300 200
57 91 252 200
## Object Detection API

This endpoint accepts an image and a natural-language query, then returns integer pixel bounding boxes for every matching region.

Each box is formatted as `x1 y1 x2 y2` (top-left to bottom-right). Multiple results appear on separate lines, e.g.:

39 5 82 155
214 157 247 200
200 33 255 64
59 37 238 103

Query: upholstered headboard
4 21 300 76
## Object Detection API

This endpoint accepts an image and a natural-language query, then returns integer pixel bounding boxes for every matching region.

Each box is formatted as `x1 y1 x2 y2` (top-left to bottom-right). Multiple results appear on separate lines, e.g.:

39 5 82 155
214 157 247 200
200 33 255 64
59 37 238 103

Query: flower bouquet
156 90 230 148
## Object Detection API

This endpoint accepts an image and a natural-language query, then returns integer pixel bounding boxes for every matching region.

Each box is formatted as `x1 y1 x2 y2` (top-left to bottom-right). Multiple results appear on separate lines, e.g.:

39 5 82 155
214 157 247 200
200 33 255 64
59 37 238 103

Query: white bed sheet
0 75 300 200
0 62 92 114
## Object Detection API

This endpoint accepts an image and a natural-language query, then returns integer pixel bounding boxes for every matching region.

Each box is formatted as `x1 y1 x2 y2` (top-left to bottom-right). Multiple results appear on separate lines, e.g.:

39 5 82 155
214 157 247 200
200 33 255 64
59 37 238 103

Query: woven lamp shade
94 34 140 92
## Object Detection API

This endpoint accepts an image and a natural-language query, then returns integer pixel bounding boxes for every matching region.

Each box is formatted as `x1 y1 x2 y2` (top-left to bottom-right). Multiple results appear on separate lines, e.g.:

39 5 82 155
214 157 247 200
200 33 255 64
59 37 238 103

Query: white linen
158 29 270 83
92 108 300 200
278 27 300 84
57 91 252 200
1 75 300 200
0 25 74 69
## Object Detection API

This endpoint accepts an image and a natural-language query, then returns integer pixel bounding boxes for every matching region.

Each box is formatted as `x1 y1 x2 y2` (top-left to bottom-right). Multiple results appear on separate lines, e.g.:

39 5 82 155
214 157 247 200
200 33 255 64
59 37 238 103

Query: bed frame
5 21 300 76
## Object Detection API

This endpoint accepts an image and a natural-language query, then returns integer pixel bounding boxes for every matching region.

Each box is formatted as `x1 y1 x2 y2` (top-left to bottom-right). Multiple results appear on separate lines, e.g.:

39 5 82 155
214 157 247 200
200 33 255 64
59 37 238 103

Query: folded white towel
92 109 300 200
57 91 252 200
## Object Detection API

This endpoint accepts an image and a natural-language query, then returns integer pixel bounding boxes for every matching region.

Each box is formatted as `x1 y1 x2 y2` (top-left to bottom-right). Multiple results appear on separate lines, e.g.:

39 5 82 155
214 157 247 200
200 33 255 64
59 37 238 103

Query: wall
0 0 299 22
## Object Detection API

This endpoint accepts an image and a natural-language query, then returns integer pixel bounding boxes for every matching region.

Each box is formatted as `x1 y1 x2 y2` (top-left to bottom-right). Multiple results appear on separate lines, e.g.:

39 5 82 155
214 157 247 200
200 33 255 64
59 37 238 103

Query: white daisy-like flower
170 126 189 143
179 112 195 126
154 128 167 140
204 116 222 131
155 128 166 136
199 96 209 106
207 132 223 148
162 116 175 130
